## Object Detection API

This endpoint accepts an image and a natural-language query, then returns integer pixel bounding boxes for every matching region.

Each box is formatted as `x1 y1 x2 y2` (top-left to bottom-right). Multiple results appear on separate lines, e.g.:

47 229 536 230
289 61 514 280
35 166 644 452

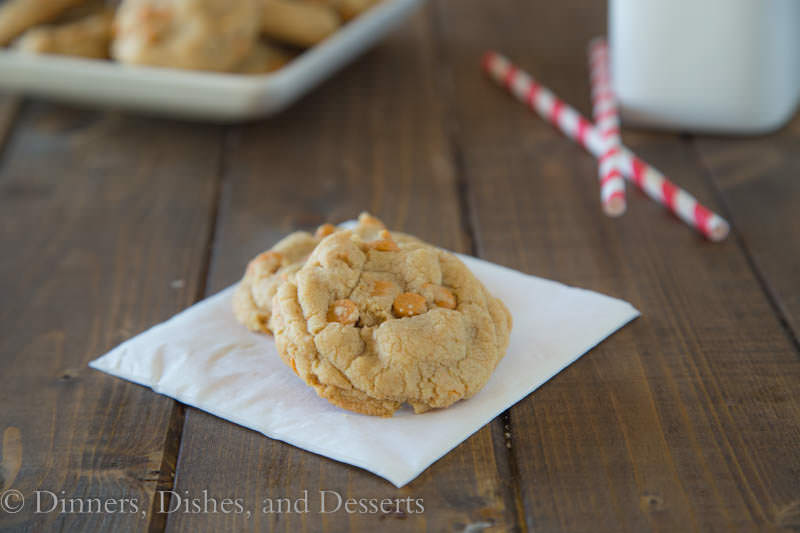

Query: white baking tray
0 0 425 121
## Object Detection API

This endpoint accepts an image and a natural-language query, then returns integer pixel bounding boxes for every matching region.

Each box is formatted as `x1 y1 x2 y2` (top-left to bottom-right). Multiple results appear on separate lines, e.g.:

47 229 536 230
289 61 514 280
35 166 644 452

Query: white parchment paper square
90 254 638 487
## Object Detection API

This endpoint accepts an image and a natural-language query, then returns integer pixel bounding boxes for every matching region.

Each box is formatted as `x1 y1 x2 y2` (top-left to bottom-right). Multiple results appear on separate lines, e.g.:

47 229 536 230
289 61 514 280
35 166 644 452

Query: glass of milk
609 0 800 134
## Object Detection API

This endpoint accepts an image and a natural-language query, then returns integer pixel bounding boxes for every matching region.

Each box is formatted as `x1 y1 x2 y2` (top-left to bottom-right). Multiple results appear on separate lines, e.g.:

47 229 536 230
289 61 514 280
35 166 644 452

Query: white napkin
89 254 638 487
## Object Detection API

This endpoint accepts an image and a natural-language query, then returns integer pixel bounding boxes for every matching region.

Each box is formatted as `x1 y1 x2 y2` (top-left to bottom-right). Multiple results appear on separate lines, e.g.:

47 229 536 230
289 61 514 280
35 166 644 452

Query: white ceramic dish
0 0 425 121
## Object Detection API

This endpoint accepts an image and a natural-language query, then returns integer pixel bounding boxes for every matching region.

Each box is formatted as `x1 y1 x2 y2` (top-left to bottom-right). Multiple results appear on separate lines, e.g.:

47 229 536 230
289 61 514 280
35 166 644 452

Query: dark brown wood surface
0 103 224 531
693 115 800 342
1 0 799 531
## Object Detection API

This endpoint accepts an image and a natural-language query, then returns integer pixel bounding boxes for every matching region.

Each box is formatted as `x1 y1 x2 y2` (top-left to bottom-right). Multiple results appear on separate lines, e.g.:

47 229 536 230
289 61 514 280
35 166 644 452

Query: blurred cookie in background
14 9 113 59
111 0 260 72
234 40 292 74
0 0 90 45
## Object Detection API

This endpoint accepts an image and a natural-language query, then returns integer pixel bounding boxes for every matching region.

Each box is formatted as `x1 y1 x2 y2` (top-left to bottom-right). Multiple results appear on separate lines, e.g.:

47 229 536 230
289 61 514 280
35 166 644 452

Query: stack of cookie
234 214 513 417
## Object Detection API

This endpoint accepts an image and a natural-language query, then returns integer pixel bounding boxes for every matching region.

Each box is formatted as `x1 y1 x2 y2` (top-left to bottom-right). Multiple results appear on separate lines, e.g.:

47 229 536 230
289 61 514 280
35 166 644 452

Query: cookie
111 0 260 72
260 0 340 49
233 230 321 334
234 40 291 74
14 11 113 59
233 213 407 334
0 0 88 46
270 226 512 416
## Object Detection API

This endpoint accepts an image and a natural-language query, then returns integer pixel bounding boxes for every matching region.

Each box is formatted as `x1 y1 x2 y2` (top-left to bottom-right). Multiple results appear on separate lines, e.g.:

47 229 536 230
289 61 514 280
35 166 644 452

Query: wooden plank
165 7 520 533
435 0 800 531
0 103 222 531
0 94 22 152
693 114 800 342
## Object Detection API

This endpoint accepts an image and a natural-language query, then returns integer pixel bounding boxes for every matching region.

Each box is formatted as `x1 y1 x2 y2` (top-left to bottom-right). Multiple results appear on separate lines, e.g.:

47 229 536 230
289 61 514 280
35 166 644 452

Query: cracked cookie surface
271 228 512 416
233 213 413 334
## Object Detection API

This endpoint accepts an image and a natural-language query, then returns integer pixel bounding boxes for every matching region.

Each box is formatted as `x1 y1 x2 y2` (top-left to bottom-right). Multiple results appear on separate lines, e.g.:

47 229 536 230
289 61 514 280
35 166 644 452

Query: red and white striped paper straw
588 38 626 217
482 51 729 242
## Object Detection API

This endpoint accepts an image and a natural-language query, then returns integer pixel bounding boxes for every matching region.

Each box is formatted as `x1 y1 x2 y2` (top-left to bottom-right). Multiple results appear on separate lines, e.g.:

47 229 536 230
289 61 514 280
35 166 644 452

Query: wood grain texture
165 7 520 533
2 1 799 532
693 115 800 343
435 0 800 531
0 94 22 153
0 103 222 531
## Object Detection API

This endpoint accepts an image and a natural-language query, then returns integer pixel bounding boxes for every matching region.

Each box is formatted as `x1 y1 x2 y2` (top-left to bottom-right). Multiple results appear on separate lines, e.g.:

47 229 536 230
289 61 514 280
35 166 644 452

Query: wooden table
2 1 799 531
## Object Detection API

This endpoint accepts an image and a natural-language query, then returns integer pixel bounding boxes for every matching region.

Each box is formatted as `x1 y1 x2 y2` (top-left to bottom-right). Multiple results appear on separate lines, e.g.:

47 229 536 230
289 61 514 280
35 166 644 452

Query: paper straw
588 38 626 217
481 51 729 242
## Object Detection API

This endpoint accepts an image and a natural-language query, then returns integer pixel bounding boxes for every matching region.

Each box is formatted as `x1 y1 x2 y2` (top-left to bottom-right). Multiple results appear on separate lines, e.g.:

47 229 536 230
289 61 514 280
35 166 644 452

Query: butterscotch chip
425 283 457 309
327 299 359 325
357 213 385 230
316 223 336 238
247 250 283 275
315 223 336 238
371 280 397 296
271 228 512 417
370 230 399 252
392 293 426 318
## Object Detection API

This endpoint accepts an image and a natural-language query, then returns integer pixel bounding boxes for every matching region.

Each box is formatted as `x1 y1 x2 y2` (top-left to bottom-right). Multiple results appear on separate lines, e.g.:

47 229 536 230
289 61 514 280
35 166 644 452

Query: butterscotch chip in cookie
270 227 513 417
424 283 457 309
371 280 396 296
315 223 336 238
392 292 426 317
247 250 283 275
369 230 399 252
357 213 385 230
327 299 359 325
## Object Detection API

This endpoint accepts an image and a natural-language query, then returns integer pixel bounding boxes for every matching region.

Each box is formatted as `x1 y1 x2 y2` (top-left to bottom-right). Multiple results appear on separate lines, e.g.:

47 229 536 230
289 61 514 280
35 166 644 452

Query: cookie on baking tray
269 221 512 417
233 213 404 334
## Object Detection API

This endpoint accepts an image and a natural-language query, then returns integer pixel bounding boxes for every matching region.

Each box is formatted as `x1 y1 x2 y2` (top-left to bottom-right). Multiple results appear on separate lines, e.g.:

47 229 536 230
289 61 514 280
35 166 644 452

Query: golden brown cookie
0 0 89 46
14 10 113 59
259 0 340 48
234 40 291 74
233 231 320 334
270 227 512 417
233 213 410 334
111 0 260 72
314 0 378 21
